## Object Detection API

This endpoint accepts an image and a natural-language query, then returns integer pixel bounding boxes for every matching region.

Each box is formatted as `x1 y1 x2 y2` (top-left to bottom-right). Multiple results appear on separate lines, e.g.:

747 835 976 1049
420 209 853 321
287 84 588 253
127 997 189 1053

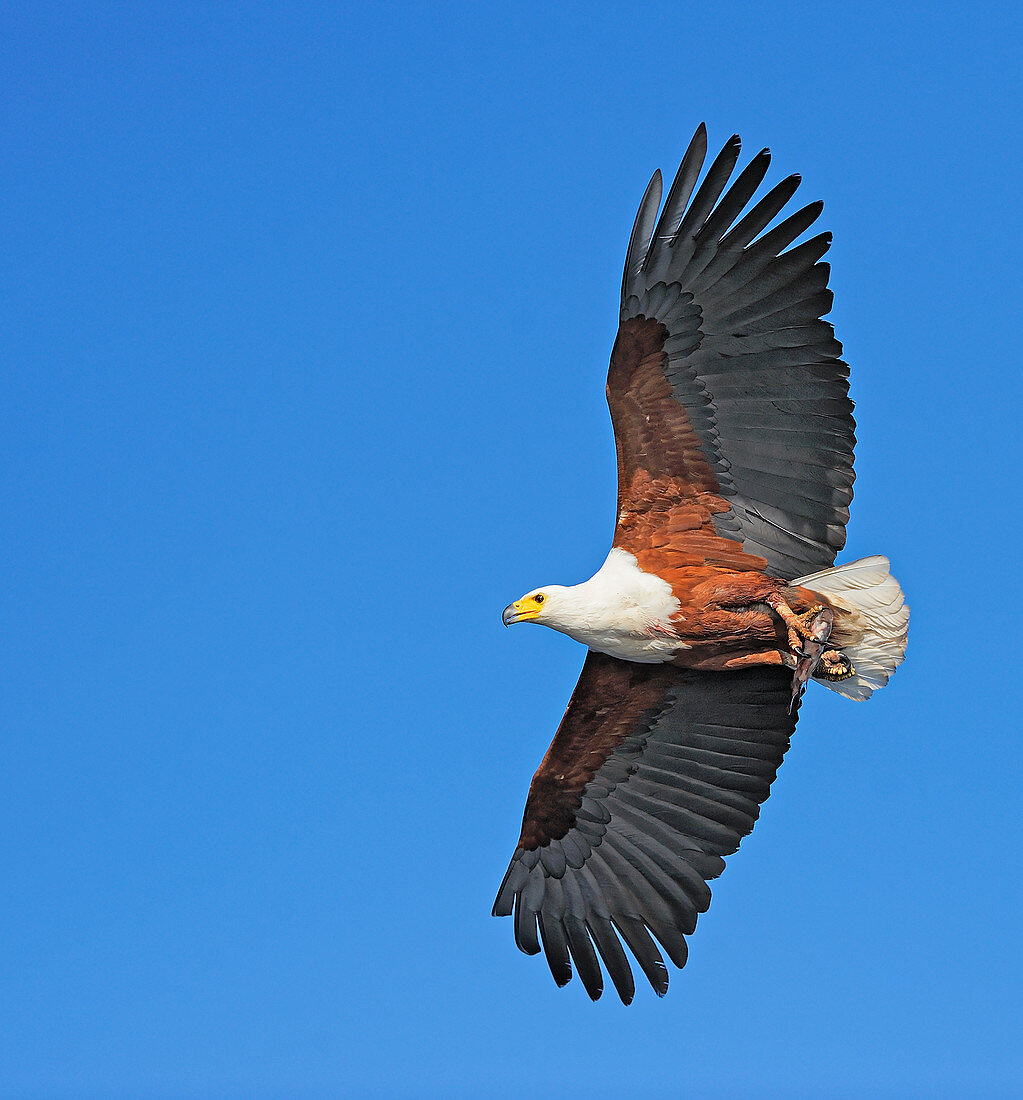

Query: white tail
793 556 909 701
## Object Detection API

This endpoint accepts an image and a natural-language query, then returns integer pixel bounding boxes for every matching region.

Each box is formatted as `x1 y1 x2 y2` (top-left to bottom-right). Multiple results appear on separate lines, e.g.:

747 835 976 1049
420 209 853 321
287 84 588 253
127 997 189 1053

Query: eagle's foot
765 596 833 656
782 604 835 714
792 605 829 654
815 649 854 681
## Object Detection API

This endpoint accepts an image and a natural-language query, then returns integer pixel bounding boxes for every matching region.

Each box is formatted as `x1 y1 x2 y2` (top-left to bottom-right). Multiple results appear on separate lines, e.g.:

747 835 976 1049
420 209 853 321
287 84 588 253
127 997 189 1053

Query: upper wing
610 125 856 580
493 652 798 1002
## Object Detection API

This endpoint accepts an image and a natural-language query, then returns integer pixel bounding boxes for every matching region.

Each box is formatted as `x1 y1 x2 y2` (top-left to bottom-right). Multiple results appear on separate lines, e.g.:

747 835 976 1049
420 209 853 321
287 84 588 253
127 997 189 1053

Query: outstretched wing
493 653 798 1002
610 125 855 581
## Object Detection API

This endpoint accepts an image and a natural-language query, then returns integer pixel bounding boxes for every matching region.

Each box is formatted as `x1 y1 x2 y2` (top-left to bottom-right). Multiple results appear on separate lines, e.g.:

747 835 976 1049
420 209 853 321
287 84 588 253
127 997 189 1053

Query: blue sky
3 2 1022 1096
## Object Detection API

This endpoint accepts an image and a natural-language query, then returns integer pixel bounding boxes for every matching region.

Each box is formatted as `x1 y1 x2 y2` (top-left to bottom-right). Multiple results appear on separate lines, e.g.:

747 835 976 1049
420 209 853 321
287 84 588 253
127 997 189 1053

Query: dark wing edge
611 125 856 580
493 652 799 1003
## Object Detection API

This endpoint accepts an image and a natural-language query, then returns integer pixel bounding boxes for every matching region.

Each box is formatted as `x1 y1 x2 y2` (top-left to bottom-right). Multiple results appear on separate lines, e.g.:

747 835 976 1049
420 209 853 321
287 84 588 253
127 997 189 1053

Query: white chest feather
541 548 685 663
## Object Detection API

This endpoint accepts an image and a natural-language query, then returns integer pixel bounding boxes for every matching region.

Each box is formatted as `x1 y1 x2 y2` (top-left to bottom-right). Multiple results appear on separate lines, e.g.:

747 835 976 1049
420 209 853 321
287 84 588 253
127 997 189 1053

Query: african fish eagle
495 125 909 1003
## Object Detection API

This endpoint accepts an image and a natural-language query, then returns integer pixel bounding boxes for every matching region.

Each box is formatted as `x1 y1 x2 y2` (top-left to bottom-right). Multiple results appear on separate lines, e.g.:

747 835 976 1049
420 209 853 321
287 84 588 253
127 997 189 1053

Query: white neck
537 548 684 663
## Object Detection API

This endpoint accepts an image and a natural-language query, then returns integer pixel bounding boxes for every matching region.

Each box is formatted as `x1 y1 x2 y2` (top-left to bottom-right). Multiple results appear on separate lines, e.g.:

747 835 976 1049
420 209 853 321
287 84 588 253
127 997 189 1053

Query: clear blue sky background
3 3 1021 1097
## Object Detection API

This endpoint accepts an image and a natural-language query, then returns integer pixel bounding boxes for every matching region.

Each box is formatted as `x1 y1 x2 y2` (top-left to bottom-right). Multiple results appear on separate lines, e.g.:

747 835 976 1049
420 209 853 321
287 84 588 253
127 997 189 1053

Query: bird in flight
495 125 909 1003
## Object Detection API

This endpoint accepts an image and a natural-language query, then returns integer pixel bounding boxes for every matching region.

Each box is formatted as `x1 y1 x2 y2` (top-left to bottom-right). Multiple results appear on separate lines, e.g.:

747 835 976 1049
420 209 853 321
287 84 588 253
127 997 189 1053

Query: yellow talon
815 650 855 681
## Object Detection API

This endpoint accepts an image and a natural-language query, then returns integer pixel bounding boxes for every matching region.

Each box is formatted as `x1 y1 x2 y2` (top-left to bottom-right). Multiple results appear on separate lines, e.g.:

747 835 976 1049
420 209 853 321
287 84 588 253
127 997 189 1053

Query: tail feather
793 555 909 701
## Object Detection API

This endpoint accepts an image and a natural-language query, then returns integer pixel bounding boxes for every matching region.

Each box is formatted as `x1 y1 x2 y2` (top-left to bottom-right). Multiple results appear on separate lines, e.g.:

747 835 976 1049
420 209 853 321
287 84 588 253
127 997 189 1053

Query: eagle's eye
534 593 545 604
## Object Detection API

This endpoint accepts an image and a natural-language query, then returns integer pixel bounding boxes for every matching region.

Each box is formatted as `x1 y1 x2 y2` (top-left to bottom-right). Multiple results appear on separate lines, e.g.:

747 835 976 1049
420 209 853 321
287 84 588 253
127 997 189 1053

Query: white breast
541 548 686 663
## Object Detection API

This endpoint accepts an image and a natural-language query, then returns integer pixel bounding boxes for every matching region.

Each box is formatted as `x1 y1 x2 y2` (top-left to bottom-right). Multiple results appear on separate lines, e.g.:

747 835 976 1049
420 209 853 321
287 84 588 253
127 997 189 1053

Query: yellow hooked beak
502 596 544 626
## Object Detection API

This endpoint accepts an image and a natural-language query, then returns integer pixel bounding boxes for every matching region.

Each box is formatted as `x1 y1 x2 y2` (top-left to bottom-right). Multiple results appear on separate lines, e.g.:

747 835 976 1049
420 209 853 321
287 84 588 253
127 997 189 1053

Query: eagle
495 125 909 1003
